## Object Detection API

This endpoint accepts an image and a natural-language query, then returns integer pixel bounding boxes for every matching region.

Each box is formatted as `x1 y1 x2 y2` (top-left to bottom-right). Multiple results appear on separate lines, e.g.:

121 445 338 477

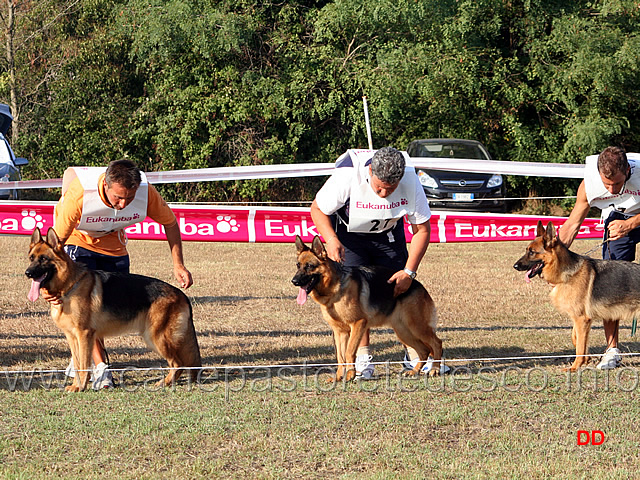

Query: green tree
6 0 640 207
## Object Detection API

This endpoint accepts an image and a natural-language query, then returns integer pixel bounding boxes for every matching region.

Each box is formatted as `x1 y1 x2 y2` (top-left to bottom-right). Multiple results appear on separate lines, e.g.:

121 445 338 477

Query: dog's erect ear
30 227 43 249
295 235 309 254
536 221 545 238
311 236 327 258
543 221 557 249
46 227 62 250
545 222 556 238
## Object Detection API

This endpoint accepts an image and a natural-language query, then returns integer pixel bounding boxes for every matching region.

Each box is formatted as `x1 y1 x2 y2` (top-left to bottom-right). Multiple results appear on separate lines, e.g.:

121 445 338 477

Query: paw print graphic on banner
216 215 240 234
21 210 44 231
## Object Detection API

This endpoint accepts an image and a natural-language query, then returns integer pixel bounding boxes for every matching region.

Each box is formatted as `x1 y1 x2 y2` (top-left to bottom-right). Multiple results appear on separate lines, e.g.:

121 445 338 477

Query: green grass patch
2 236 639 478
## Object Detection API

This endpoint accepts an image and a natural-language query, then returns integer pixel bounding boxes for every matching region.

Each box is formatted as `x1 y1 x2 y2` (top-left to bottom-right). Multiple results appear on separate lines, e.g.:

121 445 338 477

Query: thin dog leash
581 239 610 258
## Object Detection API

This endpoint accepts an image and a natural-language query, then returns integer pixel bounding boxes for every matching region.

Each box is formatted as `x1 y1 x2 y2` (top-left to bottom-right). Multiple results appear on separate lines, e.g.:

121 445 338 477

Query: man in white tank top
560 146 640 370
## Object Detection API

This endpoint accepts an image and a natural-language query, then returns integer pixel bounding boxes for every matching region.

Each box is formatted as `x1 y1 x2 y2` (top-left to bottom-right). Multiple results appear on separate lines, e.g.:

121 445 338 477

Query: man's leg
341 224 409 378
597 215 634 368
63 246 129 387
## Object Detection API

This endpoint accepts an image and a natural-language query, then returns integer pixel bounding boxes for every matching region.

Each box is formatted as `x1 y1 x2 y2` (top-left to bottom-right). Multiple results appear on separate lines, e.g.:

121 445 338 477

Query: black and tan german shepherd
292 235 442 381
25 227 201 391
514 220 640 371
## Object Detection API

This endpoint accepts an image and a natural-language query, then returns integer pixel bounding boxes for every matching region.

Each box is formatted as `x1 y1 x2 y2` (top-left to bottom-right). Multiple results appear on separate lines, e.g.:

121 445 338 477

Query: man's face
600 169 629 195
369 167 400 198
104 181 138 210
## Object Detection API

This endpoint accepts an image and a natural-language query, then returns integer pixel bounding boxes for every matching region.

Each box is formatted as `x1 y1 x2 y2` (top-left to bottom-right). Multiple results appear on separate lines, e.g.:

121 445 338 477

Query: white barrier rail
0 158 585 191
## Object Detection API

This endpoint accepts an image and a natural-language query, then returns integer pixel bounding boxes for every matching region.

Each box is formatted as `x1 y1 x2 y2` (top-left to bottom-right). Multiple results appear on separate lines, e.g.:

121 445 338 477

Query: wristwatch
403 268 417 280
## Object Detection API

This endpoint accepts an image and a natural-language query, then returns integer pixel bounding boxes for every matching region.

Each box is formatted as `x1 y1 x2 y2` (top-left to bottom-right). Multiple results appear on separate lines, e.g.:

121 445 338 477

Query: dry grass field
1 233 640 479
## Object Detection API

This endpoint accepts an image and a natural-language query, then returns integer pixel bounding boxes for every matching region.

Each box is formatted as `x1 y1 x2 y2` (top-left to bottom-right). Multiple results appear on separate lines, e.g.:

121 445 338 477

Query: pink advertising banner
0 201 603 243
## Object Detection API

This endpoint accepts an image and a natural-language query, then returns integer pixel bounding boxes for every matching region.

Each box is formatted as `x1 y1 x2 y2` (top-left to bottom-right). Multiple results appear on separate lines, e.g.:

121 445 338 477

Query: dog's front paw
65 385 81 392
563 359 588 372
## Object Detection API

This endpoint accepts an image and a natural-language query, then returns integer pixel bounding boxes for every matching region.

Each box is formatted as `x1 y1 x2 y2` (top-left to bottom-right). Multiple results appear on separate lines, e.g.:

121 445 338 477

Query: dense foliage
1 0 639 203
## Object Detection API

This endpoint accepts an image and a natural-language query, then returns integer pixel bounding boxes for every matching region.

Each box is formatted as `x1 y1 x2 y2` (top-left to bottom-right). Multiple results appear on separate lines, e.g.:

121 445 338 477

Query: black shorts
64 245 130 273
602 211 640 261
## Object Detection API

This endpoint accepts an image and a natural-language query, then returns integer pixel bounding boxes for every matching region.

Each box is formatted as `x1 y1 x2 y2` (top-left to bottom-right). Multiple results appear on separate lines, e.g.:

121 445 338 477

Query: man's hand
174 265 193 289
324 236 345 263
388 270 413 297
607 219 633 241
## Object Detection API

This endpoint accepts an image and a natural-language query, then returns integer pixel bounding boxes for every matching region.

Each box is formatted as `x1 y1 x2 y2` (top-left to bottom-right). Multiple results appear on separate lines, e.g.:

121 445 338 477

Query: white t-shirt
315 149 431 233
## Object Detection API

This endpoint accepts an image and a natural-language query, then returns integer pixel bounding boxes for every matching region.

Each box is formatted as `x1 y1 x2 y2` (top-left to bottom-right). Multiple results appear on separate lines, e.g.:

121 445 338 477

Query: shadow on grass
191 295 297 304
444 340 640 370
0 310 50 320
3 326 640 391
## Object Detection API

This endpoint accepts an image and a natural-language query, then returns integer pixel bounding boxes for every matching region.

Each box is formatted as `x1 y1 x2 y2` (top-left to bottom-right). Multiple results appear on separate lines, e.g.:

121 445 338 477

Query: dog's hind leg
394 328 437 377
394 306 443 377
566 315 592 371
146 302 201 387
421 332 443 377
180 324 203 383
160 333 203 387
150 332 184 387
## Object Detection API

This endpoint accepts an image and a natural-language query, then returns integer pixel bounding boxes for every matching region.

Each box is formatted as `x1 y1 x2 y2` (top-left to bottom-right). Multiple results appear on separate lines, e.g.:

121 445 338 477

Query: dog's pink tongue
524 270 532 284
297 287 308 305
28 277 44 302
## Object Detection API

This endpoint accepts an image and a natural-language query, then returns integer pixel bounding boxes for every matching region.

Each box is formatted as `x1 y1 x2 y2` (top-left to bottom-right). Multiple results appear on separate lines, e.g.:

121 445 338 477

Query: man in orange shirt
45 159 193 389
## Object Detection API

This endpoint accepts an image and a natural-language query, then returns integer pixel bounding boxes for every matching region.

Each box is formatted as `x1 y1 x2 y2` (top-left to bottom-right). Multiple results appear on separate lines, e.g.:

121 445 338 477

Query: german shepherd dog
514 220 640 371
292 235 442 381
25 227 201 391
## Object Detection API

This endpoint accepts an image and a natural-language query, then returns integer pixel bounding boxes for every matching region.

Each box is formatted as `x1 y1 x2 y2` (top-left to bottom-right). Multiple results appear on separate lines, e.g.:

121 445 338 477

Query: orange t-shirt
53 174 177 257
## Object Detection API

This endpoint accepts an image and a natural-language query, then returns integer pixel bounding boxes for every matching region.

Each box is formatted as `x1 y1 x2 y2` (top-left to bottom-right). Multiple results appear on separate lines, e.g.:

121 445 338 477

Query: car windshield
410 142 488 160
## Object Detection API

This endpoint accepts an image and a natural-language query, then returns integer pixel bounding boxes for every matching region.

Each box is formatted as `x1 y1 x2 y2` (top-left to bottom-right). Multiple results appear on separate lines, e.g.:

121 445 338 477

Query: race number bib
347 167 416 233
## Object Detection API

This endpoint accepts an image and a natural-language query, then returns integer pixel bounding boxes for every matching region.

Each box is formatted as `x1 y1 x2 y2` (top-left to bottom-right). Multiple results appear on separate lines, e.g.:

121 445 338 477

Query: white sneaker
403 353 451 374
92 362 114 390
596 347 622 370
355 354 375 379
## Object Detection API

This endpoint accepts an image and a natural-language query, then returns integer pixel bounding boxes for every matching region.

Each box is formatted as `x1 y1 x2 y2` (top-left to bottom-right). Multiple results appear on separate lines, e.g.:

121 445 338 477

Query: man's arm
310 199 344 262
164 222 193 289
52 180 84 243
388 220 430 296
559 180 591 248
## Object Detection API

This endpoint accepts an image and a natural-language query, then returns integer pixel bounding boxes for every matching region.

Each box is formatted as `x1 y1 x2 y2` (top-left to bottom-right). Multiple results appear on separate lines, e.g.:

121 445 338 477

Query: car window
410 142 488 160
439 144 486 160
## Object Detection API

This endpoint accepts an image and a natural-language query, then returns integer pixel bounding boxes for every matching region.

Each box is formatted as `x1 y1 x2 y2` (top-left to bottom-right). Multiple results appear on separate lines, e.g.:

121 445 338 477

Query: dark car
0 103 28 200
407 138 505 211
